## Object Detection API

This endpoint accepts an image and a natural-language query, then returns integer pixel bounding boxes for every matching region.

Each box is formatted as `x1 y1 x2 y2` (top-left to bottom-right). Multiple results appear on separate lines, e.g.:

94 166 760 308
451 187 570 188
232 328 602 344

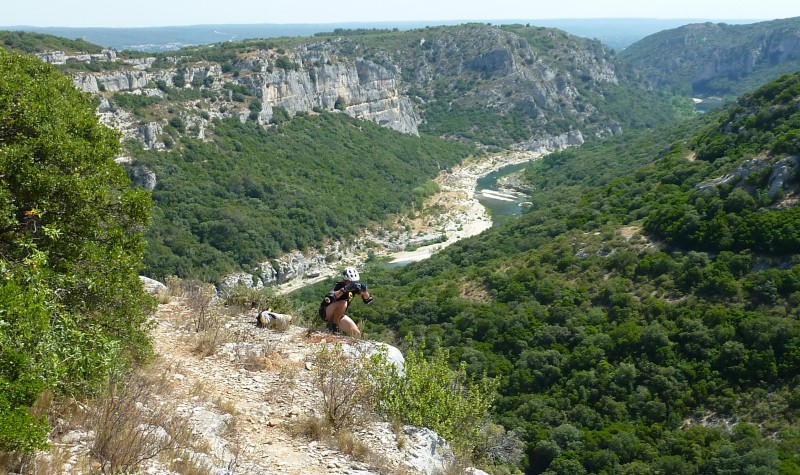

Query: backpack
256 308 273 328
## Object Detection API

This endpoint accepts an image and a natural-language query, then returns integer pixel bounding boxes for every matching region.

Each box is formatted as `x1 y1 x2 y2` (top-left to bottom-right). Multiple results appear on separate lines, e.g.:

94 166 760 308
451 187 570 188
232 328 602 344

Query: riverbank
386 150 542 264
276 150 542 294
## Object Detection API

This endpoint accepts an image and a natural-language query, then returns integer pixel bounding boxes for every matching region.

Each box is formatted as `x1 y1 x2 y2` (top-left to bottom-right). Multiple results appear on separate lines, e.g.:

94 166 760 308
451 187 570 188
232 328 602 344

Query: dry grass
166 455 213 475
289 414 331 441
234 342 277 372
458 278 492 302
391 418 407 450
288 416 413 475
312 344 377 430
1 364 187 475
213 396 239 422
155 288 172 304
88 367 192 474
334 429 371 461
189 324 234 357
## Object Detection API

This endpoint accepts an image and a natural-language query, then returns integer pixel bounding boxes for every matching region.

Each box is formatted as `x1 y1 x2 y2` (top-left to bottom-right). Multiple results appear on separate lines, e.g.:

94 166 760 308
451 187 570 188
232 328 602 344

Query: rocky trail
38 296 463 475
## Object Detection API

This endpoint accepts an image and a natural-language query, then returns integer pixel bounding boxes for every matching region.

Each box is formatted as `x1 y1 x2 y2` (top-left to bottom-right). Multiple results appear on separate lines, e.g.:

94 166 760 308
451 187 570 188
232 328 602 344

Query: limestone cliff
55 23 640 152
620 17 800 98
66 48 419 149
310 24 624 144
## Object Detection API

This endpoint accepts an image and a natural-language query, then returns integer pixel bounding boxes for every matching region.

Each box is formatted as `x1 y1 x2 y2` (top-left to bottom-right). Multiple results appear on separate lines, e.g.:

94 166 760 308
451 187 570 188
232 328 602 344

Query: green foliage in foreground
371 339 499 453
0 48 154 453
132 113 474 281
312 340 504 467
292 74 800 473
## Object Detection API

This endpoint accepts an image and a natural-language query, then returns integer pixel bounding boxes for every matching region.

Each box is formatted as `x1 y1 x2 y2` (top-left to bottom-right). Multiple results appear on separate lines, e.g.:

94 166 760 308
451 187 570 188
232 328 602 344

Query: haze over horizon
2 0 796 28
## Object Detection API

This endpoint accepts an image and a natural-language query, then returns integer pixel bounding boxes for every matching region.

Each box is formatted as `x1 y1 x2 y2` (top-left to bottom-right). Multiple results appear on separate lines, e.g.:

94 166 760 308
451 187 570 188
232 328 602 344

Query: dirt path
149 301 365 474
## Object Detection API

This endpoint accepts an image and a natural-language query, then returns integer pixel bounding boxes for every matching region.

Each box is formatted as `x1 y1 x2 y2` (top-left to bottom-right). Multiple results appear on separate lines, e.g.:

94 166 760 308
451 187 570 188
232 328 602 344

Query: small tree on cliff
0 48 154 453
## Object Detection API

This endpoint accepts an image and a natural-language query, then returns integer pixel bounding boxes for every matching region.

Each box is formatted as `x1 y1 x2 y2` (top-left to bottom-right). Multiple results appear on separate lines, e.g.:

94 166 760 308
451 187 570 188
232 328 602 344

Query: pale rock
73 74 99 94
96 97 112 113
139 276 167 295
124 57 157 70
138 122 163 150
340 340 406 375
128 166 157 191
96 70 149 92
768 155 799 198
37 50 68 64
218 272 264 296
515 130 585 153
466 468 491 475
60 430 89 445
400 426 455 475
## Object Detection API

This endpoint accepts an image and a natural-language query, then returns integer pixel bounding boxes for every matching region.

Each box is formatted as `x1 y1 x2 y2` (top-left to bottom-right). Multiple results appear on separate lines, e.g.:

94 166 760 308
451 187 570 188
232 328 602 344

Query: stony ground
19 152 544 475
31 298 460 475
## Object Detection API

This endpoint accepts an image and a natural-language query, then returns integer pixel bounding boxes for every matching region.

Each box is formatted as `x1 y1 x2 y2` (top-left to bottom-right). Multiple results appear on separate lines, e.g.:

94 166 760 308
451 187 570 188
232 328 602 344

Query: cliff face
620 17 800 97
56 23 638 152
30 24 678 288
311 24 623 143
242 54 419 135
67 48 419 149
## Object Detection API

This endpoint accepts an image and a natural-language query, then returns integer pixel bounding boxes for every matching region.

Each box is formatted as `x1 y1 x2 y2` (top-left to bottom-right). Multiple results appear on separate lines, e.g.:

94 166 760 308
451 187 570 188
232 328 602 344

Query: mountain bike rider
319 266 373 337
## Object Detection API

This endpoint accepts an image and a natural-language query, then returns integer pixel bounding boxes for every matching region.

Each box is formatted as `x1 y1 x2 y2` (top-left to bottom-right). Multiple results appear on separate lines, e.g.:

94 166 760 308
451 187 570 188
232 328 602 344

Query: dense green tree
0 48 154 453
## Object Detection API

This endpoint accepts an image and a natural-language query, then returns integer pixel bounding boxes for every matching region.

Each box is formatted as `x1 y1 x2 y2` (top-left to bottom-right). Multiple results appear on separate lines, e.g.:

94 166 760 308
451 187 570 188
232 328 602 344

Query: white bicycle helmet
342 266 360 281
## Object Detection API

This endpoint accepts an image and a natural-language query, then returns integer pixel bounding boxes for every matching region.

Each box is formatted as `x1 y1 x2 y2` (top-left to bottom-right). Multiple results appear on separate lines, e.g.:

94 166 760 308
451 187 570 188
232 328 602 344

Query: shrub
168 116 186 133
0 48 153 455
269 106 290 124
334 96 348 111
312 344 378 429
172 73 185 88
275 55 298 71
191 325 232 357
370 340 499 453
223 286 294 314
180 280 216 332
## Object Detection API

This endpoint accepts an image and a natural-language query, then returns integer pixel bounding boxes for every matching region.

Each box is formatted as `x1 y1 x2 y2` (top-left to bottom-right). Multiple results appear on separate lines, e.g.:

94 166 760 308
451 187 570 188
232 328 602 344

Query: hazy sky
3 0 797 27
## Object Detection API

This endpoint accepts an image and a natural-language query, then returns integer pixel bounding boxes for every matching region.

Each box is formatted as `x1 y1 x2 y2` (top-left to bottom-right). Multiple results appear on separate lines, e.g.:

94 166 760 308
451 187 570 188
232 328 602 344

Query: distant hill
3 18 758 52
620 17 800 103
268 23 689 146
0 30 104 54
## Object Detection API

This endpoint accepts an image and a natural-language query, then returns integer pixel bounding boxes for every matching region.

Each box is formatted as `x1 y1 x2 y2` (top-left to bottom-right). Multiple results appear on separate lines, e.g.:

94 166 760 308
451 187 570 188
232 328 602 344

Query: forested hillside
280 23 688 146
1 25 689 283
135 113 473 280
294 73 800 473
0 30 104 54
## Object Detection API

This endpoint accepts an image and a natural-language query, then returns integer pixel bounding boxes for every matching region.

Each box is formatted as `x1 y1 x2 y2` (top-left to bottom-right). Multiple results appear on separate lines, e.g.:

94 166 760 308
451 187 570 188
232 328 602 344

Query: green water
387 161 530 268
475 161 529 226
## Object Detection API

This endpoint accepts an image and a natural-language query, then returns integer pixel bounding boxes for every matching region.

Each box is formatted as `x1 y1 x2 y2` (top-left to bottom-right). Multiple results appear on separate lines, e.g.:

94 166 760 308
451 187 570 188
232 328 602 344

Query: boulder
400 426 455 475
218 272 263 296
341 341 405 376
139 276 167 295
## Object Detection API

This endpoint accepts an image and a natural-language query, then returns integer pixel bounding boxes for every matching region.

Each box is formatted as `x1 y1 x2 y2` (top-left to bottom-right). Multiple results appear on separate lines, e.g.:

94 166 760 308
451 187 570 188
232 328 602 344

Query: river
385 151 539 266
475 161 530 226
